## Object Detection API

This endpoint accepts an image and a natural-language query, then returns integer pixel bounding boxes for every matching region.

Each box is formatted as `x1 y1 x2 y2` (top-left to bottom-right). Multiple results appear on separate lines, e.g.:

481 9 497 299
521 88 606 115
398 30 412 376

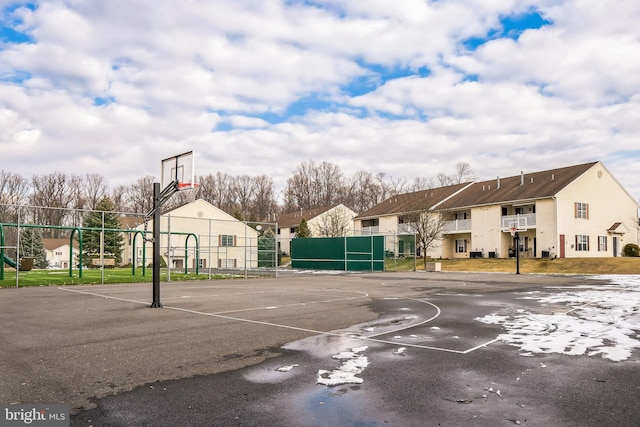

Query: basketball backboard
502 217 528 233
161 151 196 190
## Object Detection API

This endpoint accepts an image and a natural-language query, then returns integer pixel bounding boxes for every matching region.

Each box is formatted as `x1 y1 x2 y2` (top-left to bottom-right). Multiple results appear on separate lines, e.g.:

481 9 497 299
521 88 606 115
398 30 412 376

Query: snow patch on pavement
476 275 640 361
317 346 369 386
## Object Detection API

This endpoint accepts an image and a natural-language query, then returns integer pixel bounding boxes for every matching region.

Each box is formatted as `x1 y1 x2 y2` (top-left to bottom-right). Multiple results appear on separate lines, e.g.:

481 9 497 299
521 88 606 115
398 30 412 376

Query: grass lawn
2 257 639 288
389 256 640 275
0 268 242 288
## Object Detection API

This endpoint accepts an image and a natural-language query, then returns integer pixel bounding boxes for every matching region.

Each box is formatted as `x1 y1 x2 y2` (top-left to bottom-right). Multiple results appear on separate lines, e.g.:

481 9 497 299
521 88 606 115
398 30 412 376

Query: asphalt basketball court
1 271 637 426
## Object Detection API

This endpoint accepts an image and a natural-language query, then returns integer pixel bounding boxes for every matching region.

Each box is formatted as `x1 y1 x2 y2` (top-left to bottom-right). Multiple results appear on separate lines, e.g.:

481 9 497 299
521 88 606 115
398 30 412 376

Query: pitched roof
276 206 335 228
439 162 598 209
355 183 471 219
43 238 79 250
119 216 144 229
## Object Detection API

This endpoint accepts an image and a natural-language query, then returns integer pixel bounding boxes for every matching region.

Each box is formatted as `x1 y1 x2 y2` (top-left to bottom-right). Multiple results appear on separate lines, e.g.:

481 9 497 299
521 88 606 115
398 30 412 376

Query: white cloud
0 0 638 199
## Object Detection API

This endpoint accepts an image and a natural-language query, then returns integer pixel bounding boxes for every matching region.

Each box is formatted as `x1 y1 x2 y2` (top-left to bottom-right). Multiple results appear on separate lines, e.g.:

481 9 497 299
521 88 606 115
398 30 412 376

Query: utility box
425 262 441 272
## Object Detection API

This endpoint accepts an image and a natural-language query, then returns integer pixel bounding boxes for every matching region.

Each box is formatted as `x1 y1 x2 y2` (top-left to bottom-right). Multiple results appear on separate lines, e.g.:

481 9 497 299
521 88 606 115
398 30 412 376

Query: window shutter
218 235 222 246
586 204 589 219
587 236 590 251
574 203 578 218
575 235 578 248
233 235 237 247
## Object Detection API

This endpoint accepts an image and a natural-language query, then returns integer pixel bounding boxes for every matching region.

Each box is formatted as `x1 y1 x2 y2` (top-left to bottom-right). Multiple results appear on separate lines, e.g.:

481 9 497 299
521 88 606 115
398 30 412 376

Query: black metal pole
515 232 520 275
151 182 163 308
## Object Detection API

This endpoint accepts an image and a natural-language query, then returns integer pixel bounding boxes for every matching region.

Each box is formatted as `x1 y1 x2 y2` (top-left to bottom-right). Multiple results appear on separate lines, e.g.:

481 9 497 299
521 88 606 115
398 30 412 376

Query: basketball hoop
177 182 200 203
177 182 199 190
509 227 518 237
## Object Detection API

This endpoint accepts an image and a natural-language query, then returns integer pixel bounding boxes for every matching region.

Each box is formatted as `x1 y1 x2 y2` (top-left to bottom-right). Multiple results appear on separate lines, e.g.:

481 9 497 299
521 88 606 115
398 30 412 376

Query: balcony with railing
443 219 471 234
397 223 414 234
360 226 380 235
501 214 536 231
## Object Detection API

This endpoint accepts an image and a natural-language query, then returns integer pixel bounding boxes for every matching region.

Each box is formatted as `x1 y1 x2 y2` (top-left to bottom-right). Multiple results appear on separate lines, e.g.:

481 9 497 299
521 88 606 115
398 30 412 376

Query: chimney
551 173 555 181
520 171 524 186
497 176 500 189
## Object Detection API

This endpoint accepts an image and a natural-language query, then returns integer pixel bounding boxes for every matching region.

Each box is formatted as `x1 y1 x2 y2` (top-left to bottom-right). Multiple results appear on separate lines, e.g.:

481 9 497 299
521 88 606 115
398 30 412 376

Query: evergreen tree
257 228 277 267
19 227 47 268
295 218 311 238
82 197 124 265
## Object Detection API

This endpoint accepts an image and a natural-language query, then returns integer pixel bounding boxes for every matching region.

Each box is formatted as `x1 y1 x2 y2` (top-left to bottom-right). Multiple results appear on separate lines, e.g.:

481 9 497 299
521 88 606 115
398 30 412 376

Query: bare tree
436 162 476 186
402 199 448 268
283 161 316 211
317 161 345 207
344 170 383 213
410 176 435 192
312 206 354 237
381 175 408 197
67 174 87 227
0 171 29 223
84 173 109 210
29 172 78 236
110 185 128 213
283 160 346 211
451 162 476 184
233 175 256 221
252 175 277 221
435 172 452 187
125 175 155 214
198 172 236 214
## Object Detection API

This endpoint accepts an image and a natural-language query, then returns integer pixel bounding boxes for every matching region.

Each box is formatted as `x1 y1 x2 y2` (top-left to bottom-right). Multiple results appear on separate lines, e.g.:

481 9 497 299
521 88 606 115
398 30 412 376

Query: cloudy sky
1 0 639 201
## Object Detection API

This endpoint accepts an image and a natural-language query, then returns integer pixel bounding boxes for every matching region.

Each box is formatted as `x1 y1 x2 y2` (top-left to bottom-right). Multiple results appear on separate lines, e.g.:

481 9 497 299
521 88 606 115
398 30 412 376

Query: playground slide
3 254 18 268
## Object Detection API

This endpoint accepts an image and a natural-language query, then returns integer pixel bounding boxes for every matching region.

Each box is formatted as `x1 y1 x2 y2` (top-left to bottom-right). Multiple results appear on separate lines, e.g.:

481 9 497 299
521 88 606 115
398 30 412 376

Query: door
613 237 619 257
559 234 565 258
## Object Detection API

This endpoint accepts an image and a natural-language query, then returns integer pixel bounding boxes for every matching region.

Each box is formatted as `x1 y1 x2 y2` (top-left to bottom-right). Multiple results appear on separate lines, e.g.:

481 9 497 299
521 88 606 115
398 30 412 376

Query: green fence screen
291 236 385 271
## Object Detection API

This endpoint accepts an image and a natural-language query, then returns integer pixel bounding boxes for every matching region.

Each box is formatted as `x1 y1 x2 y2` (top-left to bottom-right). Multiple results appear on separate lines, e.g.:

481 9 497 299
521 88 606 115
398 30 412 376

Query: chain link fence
0 203 279 286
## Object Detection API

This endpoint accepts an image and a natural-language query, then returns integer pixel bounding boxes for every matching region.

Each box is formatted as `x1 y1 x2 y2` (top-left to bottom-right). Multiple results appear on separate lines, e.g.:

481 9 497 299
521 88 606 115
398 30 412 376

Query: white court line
59 287 499 354
59 287 366 337
210 292 370 315
366 297 441 339
60 287 151 306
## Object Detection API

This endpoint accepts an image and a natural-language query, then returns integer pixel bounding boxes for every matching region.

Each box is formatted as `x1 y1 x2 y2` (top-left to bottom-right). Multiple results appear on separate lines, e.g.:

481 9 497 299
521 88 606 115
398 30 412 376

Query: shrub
623 243 640 257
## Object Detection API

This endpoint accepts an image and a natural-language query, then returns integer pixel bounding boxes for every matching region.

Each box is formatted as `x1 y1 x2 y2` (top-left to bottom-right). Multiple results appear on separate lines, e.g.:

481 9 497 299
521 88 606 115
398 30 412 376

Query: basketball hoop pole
151 150 195 308
149 179 179 308
514 231 520 275
151 182 163 307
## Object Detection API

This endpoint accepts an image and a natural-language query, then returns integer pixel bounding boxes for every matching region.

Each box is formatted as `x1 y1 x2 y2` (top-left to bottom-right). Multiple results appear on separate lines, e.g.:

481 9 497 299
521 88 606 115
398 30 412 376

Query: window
576 235 589 251
455 239 467 253
598 236 607 252
218 258 237 268
199 259 206 268
220 235 235 247
575 202 589 219
362 219 379 227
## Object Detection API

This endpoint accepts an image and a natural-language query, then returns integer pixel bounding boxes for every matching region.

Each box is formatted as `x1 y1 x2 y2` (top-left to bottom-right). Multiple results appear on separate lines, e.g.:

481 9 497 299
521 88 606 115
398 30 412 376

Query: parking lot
1 271 638 426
